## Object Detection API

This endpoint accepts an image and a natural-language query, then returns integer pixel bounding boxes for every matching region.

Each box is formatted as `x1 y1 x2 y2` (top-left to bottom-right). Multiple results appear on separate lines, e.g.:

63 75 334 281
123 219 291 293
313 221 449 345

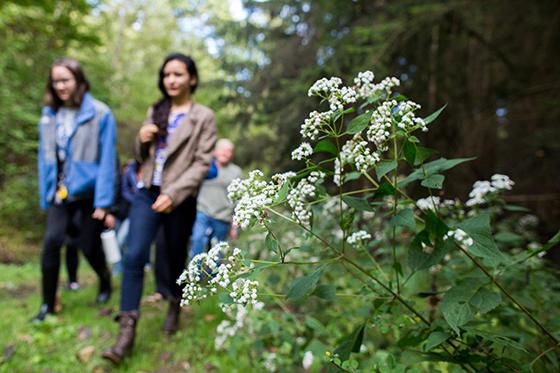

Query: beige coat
135 102 217 207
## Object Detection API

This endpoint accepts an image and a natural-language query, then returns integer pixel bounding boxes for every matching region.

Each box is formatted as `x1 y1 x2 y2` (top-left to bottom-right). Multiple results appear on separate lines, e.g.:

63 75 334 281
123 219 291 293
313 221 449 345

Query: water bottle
101 229 121 264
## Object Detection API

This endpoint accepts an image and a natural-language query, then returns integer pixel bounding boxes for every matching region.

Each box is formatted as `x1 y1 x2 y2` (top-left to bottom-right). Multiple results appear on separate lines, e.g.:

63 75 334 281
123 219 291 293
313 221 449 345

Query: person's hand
139 124 158 143
152 194 173 213
229 223 240 240
92 208 108 221
104 213 116 229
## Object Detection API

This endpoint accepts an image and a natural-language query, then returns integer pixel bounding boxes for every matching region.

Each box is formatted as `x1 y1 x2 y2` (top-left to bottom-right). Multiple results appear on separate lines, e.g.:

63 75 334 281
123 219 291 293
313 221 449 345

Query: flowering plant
179 71 560 372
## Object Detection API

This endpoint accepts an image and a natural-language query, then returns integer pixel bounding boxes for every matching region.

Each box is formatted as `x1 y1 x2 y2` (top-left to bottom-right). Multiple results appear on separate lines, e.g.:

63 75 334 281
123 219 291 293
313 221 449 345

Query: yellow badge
56 184 68 201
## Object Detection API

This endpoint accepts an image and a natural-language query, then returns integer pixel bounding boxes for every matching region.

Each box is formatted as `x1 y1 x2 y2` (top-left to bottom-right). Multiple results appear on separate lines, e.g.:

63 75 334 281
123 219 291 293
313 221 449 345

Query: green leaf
494 231 524 245
457 214 509 267
313 284 337 301
425 331 451 351
344 171 361 182
333 324 365 361
421 174 445 189
286 268 322 301
346 111 373 134
265 232 279 255
403 139 416 165
375 160 398 181
423 103 447 125
503 204 530 212
373 182 396 199
398 157 475 188
314 139 338 155
389 208 416 230
218 292 234 304
425 210 448 238
414 146 438 165
470 287 501 314
274 182 289 203
441 283 480 334
408 232 452 272
342 195 374 211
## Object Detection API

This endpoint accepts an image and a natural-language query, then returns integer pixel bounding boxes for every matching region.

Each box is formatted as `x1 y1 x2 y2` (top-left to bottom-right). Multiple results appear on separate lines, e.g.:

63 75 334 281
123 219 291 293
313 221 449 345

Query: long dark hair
152 53 199 137
44 58 90 111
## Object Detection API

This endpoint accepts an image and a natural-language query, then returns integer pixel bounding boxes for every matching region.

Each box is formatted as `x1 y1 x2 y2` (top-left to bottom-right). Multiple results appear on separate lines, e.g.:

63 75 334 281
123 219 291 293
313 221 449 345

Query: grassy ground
0 261 253 373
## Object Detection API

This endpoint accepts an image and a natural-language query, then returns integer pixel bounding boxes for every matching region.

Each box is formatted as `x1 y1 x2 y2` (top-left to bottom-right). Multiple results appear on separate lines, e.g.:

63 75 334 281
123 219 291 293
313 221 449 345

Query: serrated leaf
408 231 452 272
389 208 416 230
458 214 509 267
425 331 451 351
423 103 447 125
342 195 374 211
314 139 338 155
375 160 398 180
286 268 322 301
346 111 373 134
313 284 336 301
218 292 234 304
398 157 475 188
470 287 501 314
425 210 448 238
441 283 481 334
421 174 445 189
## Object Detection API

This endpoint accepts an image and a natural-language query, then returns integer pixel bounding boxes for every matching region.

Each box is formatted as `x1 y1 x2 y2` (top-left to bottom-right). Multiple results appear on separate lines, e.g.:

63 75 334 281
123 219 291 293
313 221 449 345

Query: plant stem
458 245 559 345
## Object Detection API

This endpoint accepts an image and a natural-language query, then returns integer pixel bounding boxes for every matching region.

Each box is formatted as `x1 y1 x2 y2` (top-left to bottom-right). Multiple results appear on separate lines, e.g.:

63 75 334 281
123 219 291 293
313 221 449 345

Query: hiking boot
102 311 139 364
31 304 54 323
162 298 181 335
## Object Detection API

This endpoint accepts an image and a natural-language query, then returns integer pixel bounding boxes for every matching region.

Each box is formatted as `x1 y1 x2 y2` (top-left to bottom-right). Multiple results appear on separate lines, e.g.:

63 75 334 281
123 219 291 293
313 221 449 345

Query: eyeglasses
51 78 75 87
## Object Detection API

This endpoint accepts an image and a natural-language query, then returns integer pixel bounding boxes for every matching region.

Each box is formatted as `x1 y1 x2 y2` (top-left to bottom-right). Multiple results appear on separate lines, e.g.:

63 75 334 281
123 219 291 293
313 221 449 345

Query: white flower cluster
373 76 400 95
263 351 277 372
396 101 427 132
291 142 313 161
308 77 342 97
353 70 375 98
300 111 331 140
340 135 380 173
417 196 440 211
229 278 259 305
444 228 474 247
287 171 325 226
333 158 342 186
466 174 514 206
367 100 397 151
302 351 314 370
417 196 457 211
228 170 278 229
214 302 265 350
177 242 254 307
347 230 372 245
328 86 357 111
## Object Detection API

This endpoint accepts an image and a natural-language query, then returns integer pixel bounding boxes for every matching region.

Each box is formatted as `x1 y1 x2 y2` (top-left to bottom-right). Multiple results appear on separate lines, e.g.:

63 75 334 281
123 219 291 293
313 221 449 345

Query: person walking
34 57 116 322
190 138 242 258
103 53 217 364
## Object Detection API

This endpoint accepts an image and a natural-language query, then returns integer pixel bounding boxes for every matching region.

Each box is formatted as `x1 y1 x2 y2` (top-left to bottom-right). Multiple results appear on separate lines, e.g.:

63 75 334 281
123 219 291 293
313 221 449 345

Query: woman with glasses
103 53 216 364
34 58 117 321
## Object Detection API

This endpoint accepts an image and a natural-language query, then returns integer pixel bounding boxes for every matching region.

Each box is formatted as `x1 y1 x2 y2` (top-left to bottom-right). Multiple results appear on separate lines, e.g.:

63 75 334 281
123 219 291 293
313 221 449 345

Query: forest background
0 0 559 263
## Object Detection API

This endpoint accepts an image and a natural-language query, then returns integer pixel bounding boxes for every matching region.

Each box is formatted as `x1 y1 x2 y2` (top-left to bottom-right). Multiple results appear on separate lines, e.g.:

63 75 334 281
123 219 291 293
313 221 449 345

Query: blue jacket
38 93 117 209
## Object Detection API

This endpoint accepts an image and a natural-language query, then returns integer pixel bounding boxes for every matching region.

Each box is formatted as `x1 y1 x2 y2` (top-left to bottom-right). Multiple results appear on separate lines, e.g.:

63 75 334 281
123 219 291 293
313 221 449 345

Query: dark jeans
120 188 196 311
41 199 107 308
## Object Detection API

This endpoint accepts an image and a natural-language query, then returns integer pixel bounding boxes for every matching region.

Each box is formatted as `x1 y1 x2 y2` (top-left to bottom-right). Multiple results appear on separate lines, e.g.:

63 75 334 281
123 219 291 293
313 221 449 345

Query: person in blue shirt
34 58 117 322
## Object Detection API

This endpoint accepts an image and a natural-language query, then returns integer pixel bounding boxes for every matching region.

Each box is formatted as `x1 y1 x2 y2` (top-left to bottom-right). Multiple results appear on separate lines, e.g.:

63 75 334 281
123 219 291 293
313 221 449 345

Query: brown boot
162 298 181 335
102 311 139 364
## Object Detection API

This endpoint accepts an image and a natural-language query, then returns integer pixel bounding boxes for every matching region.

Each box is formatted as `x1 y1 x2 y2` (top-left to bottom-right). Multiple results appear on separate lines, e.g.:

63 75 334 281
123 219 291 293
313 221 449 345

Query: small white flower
302 351 314 370
291 142 313 161
347 230 372 245
416 196 440 211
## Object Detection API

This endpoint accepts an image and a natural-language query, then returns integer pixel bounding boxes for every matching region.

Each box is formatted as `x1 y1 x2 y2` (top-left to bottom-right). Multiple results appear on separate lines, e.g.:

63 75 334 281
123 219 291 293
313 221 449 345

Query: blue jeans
190 211 230 259
120 188 196 311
